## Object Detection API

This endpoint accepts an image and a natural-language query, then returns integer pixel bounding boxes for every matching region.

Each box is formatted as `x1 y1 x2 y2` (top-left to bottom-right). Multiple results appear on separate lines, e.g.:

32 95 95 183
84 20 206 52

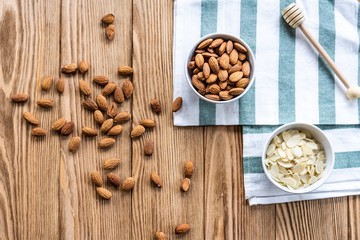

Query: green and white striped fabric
173 0 360 126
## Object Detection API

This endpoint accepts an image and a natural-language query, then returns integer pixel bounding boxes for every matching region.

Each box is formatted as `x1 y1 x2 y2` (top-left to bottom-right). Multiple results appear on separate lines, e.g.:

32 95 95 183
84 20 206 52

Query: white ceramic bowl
261 122 334 194
184 33 256 104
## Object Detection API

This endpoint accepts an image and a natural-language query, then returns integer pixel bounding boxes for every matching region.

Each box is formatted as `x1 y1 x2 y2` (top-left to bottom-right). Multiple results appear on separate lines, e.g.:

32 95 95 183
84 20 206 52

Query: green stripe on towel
238 0 257 124
199 0 218 125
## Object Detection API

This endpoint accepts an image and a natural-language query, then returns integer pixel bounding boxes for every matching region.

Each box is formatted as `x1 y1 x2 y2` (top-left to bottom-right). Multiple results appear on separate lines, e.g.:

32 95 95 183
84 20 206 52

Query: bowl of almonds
185 33 255 103
262 122 334 193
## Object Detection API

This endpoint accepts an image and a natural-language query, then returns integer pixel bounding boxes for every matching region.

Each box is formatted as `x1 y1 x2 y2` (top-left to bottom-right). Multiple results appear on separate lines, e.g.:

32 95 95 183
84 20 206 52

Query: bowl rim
261 122 335 194
184 32 256 104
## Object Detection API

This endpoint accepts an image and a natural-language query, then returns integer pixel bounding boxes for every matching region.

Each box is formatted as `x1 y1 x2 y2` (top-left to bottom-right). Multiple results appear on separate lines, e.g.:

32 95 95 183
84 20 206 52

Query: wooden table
0 0 359 239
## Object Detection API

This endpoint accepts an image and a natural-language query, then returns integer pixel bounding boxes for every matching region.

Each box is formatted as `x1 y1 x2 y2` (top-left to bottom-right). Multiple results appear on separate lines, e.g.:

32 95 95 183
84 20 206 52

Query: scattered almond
150 98 161 114
144 139 154 156
68 136 81 152
83 98 98 111
107 172 121 187
122 80 133 98
180 178 191 192
175 224 190 234
60 63 77 73
139 119 156 128
79 80 92 96
131 125 145 138
82 127 98 137
60 121 74 136
78 60 89 73
121 177 135 191
114 86 124 103
96 94 109 111
52 118 67 131
102 82 117 96
41 76 53 91
107 125 123 136
184 160 194 178
103 158 121 169
107 102 118 118
93 75 109 86
105 24 115 40
118 65 134 76
23 112 39 125
114 111 131 123
101 13 115 24
96 187 112 200
36 98 54 108
90 171 103 187
31 127 47 136
172 97 183 112
98 138 115 149
100 118 114 133
94 110 105 125
11 93 29 103
56 77 65 94
150 171 162 188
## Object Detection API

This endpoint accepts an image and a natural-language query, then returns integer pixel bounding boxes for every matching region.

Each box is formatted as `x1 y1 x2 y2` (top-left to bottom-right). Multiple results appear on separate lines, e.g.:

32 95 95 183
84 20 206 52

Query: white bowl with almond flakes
262 122 334 194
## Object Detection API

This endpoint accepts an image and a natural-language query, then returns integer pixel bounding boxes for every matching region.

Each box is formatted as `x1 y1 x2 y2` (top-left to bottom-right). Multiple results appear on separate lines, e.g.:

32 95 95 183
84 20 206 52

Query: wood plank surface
0 0 359 239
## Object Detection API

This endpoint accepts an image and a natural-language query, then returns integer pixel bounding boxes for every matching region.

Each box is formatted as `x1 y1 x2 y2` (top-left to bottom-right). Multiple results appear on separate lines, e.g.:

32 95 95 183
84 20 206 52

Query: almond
205 73 217 84
107 172 121 187
144 139 154 156
11 93 29 103
56 77 65 94
102 82 117 96
226 40 234 54
60 121 74 136
131 125 145 138
101 13 115 24
219 81 228 90
229 71 244 83
82 127 98 137
202 62 210 78
31 127 47 136
114 111 131 123
90 171 103 187
150 98 161 114
218 69 228 81
107 102 118 118
150 171 162 188
23 112 39 125
219 53 230 69
205 94 220 101
78 60 89 73
52 118 67 131
103 158 121 169
208 84 221 94
107 125 123 136
36 98 54 108
94 110 105 125
195 54 204 69
114 86 124 103
118 65 134 76
184 160 194 178
100 119 114 133
139 119 156 128
236 78 250 88
238 52 247 61
229 87 245 96
197 38 213 49
98 138 115 149
41 76 53 91
96 187 112 200
121 177 135 191
219 91 233 101
105 24 115 40
208 56 219 74
193 68 200 75
93 75 109 86
79 80 92 96
83 98 98 111
191 75 206 94
154 232 166 240
175 224 190 234
234 42 247 53
122 80 133 98
229 49 239 65
96 94 109 111
172 97 183 112
209 38 224 48
188 61 196 70
242 61 250 77
60 63 77 73
202 52 218 58
228 63 242 75
68 136 81 152
218 42 226 55
180 178 191 192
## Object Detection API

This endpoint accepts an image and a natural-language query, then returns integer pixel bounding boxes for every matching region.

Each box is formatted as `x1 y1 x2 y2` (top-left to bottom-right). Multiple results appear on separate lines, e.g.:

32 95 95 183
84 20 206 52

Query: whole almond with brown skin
208 56 219 74
197 38 213 49
202 52 218 58
229 71 244 83
96 187 112 200
202 62 210 78
90 171 103 187
228 64 242 75
209 38 224 48
205 94 220 101
226 40 233 54
175 224 190 234
98 138 115 149
114 86 124 103
144 139 154 156
238 52 247 61
56 77 65 94
184 160 194 178
197 72 205 81
195 54 204 69
188 61 196 70
78 60 89 73
193 67 200 75
172 97 183 112
107 172 121 187
242 61 250 77
150 98 161 114
218 42 227 55
23 112 39 125
68 136 81 152
229 49 239 65
60 63 77 73
11 93 29 103
31 127 47 136
219 91 233 100
191 76 206 94
52 118 67 131
83 98 98 111
102 82 117 96
105 24 115 40
218 69 228 81
122 80 133 98
101 13 115 24
121 177 135 191
103 158 121 169
229 87 245 96
139 119 156 128
131 125 145 138
180 178 191 192
36 98 54 108
93 75 109 86
236 78 250 88
107 102 118 118
107 125 123 136
234 42 247 53
41 76 53 91
154 232 166 240
61 121 74 136
219 81 228 90
94 110 104 125
114 111 131 123
206 74 217 84
100 118 114 133
96 94 108 111
79 80 92 96
82 127 98 137
219 53 230 69
118 66 134 76
209 84 221 94
150 171 162 188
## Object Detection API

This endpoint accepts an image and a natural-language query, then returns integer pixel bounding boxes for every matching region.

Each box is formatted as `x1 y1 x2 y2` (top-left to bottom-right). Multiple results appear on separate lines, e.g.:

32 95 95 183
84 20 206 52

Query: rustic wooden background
0 0 359 239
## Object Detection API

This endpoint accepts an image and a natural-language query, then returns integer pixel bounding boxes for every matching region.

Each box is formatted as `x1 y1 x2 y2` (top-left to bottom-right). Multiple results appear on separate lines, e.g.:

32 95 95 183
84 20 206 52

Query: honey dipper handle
299 25 350 89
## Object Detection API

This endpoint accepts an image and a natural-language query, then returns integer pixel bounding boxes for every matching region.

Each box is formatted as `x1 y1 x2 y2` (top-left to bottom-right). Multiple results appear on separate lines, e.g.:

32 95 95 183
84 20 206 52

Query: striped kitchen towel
243 125 360 205
173 0 360 126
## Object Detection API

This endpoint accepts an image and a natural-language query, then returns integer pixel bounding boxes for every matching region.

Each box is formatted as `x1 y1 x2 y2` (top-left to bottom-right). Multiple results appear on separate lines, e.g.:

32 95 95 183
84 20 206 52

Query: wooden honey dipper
282 3 360 100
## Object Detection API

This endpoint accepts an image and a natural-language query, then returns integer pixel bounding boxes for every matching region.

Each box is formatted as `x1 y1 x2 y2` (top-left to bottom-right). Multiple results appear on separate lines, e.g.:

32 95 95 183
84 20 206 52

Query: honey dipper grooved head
282 3 305 28
345 86 360 100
